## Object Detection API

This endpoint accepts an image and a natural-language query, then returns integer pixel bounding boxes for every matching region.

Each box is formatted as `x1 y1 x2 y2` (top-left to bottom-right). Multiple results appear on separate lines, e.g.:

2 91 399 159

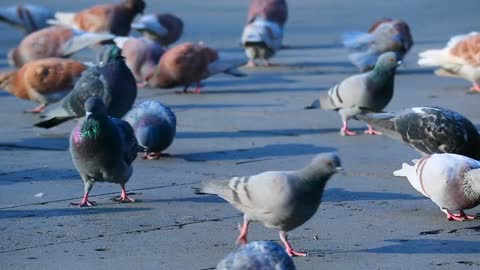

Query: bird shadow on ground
178 143 337 162
143 195 226 204
323 188 424 202
0 137 69 151
177 128 339 139
357 239 480 254
0 207 152 219
397 68 434 75
205 75 297 88
0 168 77 185
170 103 282 110
202 87 321 95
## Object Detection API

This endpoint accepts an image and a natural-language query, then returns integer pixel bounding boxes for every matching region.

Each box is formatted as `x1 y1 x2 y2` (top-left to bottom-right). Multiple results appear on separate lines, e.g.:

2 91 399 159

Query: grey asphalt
1 0 480 269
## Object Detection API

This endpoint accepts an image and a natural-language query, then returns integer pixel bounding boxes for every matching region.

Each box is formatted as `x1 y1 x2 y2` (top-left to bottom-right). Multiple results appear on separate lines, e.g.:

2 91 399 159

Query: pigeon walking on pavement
131 13 183 47
394 153 480 221
306 52 400 136
195 153 342 257
34 45 137 128
70 97 138 207
0 4 53 34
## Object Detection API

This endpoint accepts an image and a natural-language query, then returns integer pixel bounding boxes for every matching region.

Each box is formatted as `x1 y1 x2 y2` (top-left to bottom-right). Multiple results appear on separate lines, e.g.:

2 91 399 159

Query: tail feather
61 32 114 56
34 116 74 129
356 113 403 141
48 12 75 27
207 58 247 77
342 31 374 50
417 49 463 67
304 99 320 110
393 163 410 177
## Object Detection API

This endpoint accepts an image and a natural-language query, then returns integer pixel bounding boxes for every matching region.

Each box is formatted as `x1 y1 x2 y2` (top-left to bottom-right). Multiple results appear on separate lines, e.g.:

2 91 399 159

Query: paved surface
1 0 480 269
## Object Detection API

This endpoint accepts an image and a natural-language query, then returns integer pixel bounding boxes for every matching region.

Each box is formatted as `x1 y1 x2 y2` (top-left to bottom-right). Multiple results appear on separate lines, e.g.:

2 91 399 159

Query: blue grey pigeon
69 97 138 207
0 4 53 34
216 241 296 269
306 52 400 136
124 100 176 159
34 45 137 128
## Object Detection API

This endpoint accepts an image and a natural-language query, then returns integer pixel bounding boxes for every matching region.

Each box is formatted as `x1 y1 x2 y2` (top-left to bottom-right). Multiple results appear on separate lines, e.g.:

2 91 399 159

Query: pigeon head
309 153 343 175
124 0 146 14
375 52 401 71
84 97 107 120
97 45 124 66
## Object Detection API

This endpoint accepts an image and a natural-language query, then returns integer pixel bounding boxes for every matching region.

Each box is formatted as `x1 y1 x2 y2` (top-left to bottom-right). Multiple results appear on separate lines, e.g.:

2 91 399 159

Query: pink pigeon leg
470 82 480 92
136 81 147 88
236 216 250 246
142 152 161 160
70 192 96 207
246 59 256 67
456 210 476 220
442 208 474 221
117 183 135 203
340 121 357 136
279 231 308 257
25 104 47 114
364 124 383 135
193 83 202 94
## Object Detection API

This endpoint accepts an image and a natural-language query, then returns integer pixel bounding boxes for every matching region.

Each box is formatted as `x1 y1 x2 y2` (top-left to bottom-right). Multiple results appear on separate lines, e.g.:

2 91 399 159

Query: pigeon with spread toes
131 13 183 47
247 0 288 27
0 4 53 34
0 58 87 113
357 106 480 160
394 153 480 221
343 18 413 71
9 26 114 68
306 52 400 136
34 45 137 129
418 32 480 92
195 153 342 257
49 0 145 36
124 101 176 160
70 97 138 207
146 42 246 93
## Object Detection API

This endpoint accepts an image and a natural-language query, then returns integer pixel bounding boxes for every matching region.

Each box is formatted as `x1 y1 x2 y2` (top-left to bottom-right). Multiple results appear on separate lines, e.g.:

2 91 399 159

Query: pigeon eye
389 58 395 62
325 161 333 167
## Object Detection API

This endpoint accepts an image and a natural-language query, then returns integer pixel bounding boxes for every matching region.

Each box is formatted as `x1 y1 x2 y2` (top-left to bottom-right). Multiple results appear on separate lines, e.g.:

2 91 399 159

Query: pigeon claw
117 195 136 203
70 200 96 207
142 152 161 160
470 83 480 92
286 248 308 257
340 128 357 136
446 211 476 221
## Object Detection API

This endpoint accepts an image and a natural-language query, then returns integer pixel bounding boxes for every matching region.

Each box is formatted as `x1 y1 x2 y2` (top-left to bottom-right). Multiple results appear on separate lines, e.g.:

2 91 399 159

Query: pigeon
124 100 176 160
241 17 283 67
247 0 288 27
394 153 480 221
195 153 342 257
357 106 480 160
418 32 480 92
113 37 165 83
146 42 246 93
34 45 137 129
49 0 146 36
306 52 400 136
70 97 138 207
131 13 184 47
216 241 296 270
0 58 87 113
8 26 114 68
342 18 413 71
0 4 53 34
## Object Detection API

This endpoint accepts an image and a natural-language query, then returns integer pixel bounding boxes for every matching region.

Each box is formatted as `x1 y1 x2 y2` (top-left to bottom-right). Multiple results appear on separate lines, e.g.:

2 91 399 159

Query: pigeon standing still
342 18 413 71
195 153 342 257
418 32 480 92
124 100 176 159
306 52 400 136
34 45 137 128
70 97 138 207
0 4 53 34
394 153 480 221
0 58 87 113
131 13 184 47
357 106 480 160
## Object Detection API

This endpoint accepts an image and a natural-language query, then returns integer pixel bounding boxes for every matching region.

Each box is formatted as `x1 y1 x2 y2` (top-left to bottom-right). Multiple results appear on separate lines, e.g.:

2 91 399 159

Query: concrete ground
1 0 480 269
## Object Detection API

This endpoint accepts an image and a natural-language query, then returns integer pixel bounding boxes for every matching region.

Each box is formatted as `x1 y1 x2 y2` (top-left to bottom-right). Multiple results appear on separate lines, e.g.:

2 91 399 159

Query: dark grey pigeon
34 45 137 128
124 100 176 160
216 241 296 270
306 52 400 136
69 97 138 207
357 106 480 160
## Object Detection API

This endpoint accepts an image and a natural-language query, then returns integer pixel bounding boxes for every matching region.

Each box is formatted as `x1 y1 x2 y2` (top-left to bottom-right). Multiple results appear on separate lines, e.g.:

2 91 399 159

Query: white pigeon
394 153 480 221
195 153 342 257
418 32 480 92
241 17 283 67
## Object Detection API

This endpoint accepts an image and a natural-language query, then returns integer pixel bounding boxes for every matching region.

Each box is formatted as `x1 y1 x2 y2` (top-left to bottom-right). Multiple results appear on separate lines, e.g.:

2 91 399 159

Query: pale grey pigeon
394 153 480 221
0 4 53 34
131 13 183 47
195 153 342 257
241 17 283 67
357 106 480 160
124 100 176 159
306 52 400 136
69 97 138 207
216 241 295 270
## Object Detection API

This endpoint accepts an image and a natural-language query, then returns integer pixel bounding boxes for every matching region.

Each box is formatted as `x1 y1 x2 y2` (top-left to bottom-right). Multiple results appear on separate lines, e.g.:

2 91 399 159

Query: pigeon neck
370 65 395 82
81 117 107 140
298 166 332 190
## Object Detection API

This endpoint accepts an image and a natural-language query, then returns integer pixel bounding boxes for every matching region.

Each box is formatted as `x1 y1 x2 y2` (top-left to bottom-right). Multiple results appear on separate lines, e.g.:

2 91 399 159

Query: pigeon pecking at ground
357 106 480 160
0 4 54 34
195 153 342 257
69 97 138 207
124 100 176 160
306 52 400 136
394 153 480 221
131 13 184 48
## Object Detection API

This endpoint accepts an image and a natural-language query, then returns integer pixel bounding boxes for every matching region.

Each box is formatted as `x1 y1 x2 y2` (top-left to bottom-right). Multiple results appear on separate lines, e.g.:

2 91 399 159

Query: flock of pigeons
1 0 480 268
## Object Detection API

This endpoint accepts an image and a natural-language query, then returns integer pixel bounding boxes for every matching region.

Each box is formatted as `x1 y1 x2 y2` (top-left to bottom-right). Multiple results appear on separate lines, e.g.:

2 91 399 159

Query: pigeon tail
48 12 75 27
62 31 115 56
418 49 462 67
393 163 412 177
34 116 75 128
304 99 320 110
207 58 247 77
356 113 402 141
342 31 374 50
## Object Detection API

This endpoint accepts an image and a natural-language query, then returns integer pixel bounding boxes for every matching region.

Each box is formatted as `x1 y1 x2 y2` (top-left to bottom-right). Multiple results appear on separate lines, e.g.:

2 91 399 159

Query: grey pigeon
394 153 480 221
241 17 283 67
306 52 400 136
342 18 413 71
124 100 176 159
131 13 184 47
0 4 53 34
216 241 296 270
357 106 480 159
34 45 137 128
195 153 342 257
70 97 138 207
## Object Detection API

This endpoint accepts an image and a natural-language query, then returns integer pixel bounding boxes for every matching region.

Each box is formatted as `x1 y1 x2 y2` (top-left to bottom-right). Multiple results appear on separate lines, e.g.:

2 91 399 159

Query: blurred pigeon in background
131 13 183 47
0 4 53 34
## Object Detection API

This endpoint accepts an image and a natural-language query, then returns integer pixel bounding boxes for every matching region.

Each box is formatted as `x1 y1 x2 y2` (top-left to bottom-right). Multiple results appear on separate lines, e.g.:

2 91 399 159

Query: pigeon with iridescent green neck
306 52 400 136
70 97 138 207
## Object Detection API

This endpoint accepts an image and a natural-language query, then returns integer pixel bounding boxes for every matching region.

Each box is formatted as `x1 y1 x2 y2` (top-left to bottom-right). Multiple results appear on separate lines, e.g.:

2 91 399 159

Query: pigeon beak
86 112 92 120
335 167 344 173
396 60 403 66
